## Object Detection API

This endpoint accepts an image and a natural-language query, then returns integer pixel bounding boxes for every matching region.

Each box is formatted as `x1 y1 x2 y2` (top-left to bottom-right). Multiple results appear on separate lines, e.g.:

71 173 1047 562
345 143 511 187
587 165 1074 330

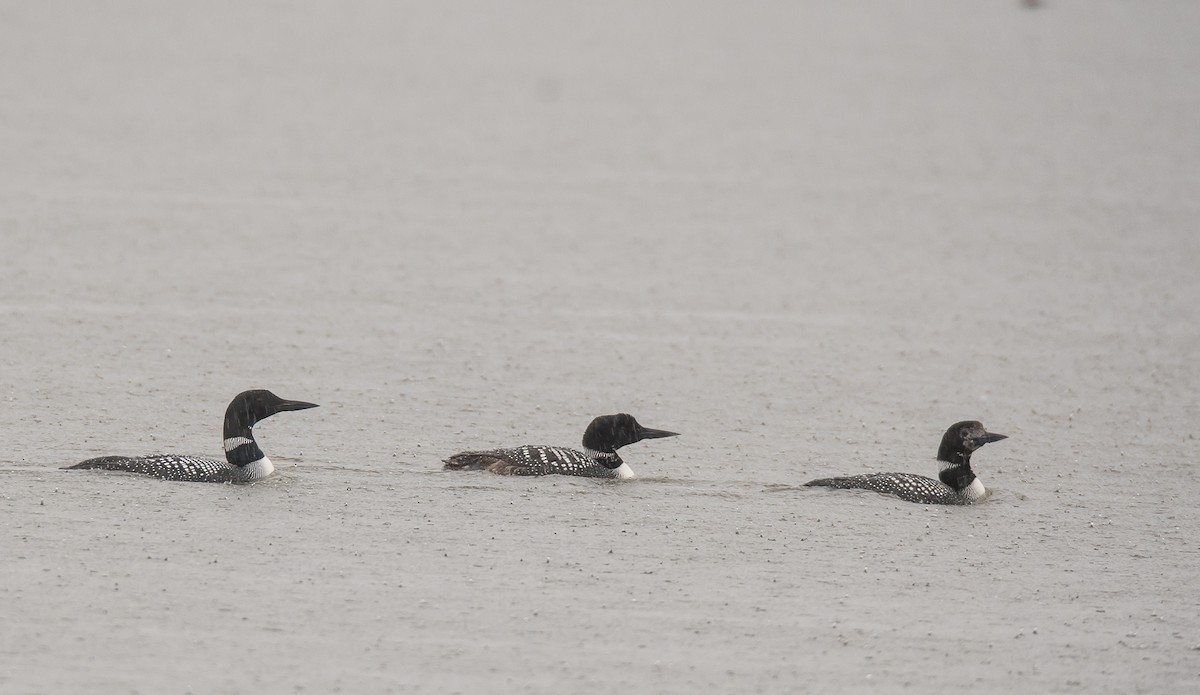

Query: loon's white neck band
224 436 255 452
938 459 966 474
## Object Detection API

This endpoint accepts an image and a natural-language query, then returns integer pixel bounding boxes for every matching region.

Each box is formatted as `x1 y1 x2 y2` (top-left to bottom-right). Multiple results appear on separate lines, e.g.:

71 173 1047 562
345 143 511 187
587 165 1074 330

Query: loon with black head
804 421 1007 505
444 413 678 478
65 389 318 483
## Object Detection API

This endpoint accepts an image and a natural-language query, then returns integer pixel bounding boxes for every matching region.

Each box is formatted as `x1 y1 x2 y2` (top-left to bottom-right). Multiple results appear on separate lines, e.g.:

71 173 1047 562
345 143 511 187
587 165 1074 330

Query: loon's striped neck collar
224 434 265 467
583 447 624 470
937 459 977 491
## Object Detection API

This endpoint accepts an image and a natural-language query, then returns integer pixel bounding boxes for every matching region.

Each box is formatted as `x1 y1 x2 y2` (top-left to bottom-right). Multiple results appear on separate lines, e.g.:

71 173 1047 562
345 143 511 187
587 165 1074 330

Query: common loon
443 413 678 478
65 389 318 483
804 420 1007 505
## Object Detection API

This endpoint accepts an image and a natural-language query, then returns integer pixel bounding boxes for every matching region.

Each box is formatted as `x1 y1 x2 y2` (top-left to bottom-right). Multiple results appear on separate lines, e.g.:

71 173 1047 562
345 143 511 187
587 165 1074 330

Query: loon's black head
937 420 1007 469
222 390 319 466
581 413 679 456
224 390 319 431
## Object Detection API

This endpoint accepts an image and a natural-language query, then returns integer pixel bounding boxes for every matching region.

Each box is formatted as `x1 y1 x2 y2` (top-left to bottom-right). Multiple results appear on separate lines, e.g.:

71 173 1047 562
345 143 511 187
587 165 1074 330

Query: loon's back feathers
804 472 981 505
804 421 1007 505
444 414 678 479
71 454 236 483
65 389 318 484
445 445 618 477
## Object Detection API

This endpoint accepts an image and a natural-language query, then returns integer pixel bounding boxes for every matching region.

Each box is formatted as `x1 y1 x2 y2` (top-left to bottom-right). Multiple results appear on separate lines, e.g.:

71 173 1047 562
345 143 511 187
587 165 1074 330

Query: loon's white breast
236 456 275 482
613 462 635 479
961 477 987 503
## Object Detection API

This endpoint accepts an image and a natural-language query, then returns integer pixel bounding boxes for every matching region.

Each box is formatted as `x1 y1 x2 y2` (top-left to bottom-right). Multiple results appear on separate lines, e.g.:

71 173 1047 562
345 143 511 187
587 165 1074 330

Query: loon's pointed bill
444 413 679 479
66 389 318 483
974 431 1008 445
804 420 1008 505
638 426 680 440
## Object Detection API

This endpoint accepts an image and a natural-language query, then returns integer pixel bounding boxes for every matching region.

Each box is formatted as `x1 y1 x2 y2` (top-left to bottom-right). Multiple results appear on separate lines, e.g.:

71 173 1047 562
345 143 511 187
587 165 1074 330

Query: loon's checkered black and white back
444 413 679 479
65 389 318 484
71 454 238 483
444 445 626 478
804 421 1007 505
803 471 976 505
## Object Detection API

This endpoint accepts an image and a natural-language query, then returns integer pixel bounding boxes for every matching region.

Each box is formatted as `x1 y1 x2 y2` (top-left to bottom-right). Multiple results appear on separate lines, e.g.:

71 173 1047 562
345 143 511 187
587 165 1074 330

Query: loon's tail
803 476 856 489
443 453 501 471
64 455 136 470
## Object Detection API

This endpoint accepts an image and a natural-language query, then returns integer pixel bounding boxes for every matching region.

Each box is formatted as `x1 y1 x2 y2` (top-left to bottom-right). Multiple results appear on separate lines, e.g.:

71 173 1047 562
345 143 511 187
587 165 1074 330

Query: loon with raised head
65 389 318 483
444 413 678 478
804 421 1007 505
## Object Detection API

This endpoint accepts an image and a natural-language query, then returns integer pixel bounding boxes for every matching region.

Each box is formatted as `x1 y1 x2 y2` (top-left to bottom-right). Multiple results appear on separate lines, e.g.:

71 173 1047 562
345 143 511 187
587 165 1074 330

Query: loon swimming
65 389 318 483
804 421 1007 505
444 413 678 478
